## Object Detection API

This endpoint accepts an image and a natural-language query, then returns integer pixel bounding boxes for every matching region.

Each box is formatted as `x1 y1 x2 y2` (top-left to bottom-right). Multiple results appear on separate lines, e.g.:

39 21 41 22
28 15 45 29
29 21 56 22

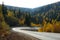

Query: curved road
12 27 60 40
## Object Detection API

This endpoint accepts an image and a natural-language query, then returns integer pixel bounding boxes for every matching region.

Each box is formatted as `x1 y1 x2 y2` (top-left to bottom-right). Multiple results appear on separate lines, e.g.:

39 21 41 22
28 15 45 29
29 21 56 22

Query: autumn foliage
38 20 60 33
31 22 40 27
0 13 10 37
0 4 10 37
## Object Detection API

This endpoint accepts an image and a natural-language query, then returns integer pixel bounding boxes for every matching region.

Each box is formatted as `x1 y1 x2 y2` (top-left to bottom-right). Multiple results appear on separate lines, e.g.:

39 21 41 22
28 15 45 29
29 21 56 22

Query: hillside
0 2 60 27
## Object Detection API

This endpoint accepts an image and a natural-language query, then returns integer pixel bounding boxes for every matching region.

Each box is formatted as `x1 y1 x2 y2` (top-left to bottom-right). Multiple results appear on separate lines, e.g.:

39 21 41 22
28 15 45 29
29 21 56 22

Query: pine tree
2 2 7 17
25 13 31 26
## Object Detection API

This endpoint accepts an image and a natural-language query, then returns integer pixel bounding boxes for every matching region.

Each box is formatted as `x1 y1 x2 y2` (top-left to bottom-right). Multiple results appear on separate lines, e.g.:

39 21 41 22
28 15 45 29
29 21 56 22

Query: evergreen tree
25 13 31 26
17 9 21 18
2 2 7 17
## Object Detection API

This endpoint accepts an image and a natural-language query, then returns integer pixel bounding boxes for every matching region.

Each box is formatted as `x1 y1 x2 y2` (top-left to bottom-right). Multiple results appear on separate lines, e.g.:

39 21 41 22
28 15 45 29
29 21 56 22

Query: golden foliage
53 21 60 32
7 10 14 16
45 23 54 32
31 22 40 27
0 21 10 36
0 12 10 37
38 20 60 33
19 18 25 25
38 27 43 32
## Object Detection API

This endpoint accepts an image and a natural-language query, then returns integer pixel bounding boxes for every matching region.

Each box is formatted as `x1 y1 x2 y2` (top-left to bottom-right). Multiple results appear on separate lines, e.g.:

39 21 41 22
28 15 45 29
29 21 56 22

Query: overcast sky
0 0 60 8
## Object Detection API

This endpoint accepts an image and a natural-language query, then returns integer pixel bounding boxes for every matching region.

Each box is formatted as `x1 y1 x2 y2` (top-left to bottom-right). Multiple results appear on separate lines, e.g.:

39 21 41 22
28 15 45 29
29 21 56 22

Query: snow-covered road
12 27 60 40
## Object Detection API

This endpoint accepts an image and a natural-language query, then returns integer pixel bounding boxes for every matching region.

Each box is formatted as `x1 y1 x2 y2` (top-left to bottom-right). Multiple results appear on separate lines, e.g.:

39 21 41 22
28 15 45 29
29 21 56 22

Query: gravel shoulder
0 31 40 40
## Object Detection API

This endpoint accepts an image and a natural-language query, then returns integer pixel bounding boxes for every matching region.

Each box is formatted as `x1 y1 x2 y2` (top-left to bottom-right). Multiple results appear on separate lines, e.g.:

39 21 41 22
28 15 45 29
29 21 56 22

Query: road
12 27 60 40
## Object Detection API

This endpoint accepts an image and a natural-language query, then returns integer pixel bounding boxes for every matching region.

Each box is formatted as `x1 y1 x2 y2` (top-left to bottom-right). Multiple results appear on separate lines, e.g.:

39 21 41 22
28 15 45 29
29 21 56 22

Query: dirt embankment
0 31 39 40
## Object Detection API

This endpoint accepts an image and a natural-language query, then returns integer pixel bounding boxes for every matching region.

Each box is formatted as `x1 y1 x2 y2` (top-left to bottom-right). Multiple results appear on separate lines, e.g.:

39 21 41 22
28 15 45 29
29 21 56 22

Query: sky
0 0 60 8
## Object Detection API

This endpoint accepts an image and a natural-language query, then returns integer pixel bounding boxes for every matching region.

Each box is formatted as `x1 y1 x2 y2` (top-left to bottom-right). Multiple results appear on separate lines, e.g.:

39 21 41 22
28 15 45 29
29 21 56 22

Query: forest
0 2 60 33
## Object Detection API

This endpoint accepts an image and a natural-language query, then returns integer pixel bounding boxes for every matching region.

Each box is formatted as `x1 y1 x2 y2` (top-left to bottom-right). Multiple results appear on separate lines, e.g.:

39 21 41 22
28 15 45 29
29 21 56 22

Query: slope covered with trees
0 3 10 37
0 2 60 33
